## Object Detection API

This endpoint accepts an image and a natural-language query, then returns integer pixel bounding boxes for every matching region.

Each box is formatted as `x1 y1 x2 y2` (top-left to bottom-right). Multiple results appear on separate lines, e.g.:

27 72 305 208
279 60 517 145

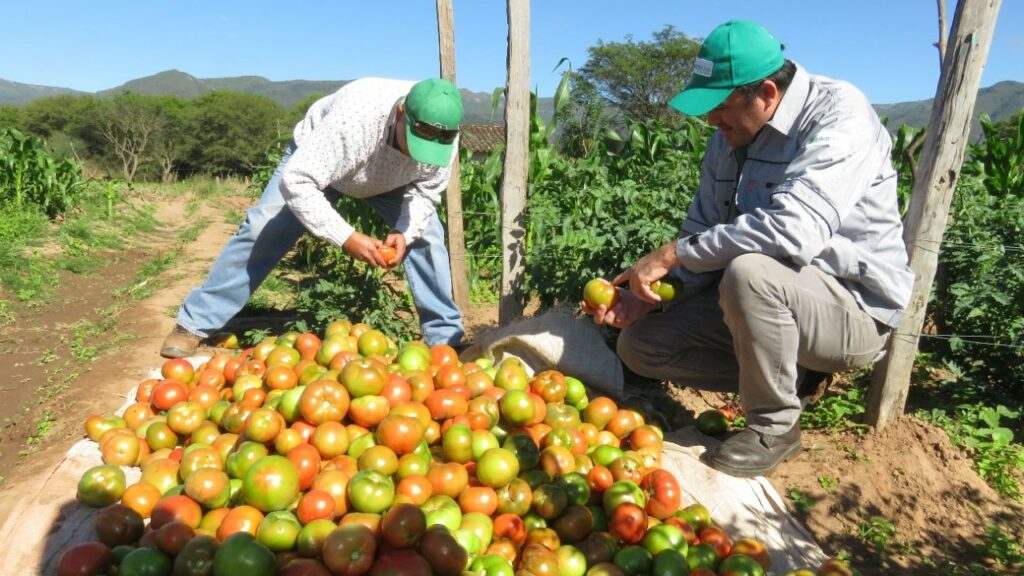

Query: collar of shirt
385 103 402 152
765 63 810 139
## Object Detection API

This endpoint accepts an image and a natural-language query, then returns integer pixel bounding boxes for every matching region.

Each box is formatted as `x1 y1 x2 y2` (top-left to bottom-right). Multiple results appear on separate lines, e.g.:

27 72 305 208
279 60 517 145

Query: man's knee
720 254 779 312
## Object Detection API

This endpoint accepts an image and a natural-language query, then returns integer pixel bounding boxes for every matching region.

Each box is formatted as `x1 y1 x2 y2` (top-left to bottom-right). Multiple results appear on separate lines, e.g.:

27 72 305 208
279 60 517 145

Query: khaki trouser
617 254 891 435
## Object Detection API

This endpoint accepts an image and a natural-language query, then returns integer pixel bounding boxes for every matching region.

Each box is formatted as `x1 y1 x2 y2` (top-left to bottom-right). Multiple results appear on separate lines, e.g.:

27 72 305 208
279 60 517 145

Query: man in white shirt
161 78 465 358
584 21 913 477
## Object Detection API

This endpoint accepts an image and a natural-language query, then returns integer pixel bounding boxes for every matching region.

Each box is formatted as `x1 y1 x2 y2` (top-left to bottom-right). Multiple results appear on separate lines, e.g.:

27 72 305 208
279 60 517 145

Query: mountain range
1 69 1021 136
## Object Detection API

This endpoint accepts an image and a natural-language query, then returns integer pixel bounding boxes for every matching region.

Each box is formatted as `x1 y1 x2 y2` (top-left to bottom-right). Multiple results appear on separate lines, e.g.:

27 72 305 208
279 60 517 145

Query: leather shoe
160 324 203 359
710 423 801 478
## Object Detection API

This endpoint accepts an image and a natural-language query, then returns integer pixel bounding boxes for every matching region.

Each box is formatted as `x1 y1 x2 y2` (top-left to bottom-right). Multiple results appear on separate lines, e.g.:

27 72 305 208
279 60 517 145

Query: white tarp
0 309 828 574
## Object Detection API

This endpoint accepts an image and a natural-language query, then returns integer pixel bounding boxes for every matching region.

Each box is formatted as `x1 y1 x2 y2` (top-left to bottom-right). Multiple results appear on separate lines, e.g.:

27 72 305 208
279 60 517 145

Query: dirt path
0 187 1021 574
0 189 241 523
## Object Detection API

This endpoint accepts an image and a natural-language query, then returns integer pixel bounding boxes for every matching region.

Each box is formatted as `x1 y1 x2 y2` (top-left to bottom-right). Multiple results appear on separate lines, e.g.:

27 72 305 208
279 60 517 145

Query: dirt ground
1 189 1022 575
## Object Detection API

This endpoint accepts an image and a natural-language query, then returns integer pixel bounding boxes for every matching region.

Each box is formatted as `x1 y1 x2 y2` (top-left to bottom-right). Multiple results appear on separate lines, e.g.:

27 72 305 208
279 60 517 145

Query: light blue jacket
672 64 914 327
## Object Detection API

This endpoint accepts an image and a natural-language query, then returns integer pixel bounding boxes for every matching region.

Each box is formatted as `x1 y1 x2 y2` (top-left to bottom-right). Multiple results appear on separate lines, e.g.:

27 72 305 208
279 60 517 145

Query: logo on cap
693 58 714 78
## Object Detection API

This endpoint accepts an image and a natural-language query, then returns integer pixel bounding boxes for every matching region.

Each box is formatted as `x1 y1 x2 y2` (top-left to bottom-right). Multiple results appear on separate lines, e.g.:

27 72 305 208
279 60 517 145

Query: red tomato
150 494 203 529
609 502 648 544
57 541 111 576
376 414 425 455
322 523 377 576
369 549 431 576
493 512 527 546
216 505 265 540
299 379 350 424
296 489 337 524
426 462 469 499
380 502 427 549
640 468 682 520
152 379 189 411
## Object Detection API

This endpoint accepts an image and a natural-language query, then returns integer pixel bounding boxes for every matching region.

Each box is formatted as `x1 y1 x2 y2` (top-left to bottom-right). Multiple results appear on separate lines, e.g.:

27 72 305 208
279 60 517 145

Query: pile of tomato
60 320 853 576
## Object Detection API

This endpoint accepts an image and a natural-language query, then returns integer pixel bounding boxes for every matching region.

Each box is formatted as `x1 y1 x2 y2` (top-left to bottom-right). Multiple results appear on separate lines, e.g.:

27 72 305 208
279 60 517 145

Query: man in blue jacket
584 20 914 477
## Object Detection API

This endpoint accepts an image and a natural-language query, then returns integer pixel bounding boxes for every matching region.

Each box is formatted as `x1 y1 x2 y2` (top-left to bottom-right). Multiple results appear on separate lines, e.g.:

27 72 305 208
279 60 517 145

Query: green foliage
576 25 701 125
785 485 817 514
801 384 869 431
459 69 709 308
857 516 897 555
0 127 86 217
917 402 1024 499
935 114 1024 390
182 91 286 177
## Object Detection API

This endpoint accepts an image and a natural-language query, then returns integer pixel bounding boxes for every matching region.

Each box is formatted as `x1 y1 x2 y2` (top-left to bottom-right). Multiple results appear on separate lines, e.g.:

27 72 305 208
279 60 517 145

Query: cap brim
405 123 454 167
669 86 734 116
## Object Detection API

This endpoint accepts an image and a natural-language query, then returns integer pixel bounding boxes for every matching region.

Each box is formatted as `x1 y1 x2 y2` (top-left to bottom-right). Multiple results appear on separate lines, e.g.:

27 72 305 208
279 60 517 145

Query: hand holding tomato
342 231 388 267
612 240 681 304
581 288 656 330
380 230 406 268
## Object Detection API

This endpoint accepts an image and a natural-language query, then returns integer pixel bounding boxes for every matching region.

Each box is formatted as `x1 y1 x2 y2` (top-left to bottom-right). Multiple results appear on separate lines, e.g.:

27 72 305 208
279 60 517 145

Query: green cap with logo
669 20 784 116
404 78 464 166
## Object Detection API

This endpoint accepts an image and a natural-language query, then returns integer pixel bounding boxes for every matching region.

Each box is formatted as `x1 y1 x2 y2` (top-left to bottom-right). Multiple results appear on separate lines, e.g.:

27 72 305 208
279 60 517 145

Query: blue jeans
176 144 465 346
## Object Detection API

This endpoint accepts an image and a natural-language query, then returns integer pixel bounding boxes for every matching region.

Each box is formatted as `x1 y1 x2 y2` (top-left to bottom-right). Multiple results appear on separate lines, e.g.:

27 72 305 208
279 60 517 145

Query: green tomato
119 547 172 576
470 553 514 576
256 510 301 552
642 524 688 557
213 532 276 576
477 447 521 488
602 479 646 517
614 545 654 576
347 469 395 514
421 494 463 531
651 548 691 576
77 464 126 508
242 455 300 512
564 376 587 406
557 544 588 576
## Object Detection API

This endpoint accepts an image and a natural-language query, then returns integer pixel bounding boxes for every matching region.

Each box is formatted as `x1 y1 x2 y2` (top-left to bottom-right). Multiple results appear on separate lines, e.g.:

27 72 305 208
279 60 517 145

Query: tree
149 96 188 183
88 92 169 183
182 91 286 177
576 25 700 126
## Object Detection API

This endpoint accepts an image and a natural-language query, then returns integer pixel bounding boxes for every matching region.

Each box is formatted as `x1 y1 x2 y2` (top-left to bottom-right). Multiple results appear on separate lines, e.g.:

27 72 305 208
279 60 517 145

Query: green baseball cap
404 78 464 166
669 20 784 116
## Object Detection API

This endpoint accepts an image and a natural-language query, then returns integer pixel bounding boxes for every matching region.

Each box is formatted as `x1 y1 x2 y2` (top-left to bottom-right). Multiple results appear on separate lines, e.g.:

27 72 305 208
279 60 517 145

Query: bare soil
1 187 1021 575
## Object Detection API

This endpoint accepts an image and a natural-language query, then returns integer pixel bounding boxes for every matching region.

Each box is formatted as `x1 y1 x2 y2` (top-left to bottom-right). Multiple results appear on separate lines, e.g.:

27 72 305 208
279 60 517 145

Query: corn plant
0 127 85 218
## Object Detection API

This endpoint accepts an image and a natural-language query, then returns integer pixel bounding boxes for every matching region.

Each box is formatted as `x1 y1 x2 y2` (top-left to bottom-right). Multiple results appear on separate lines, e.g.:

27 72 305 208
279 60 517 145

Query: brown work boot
709 423 802 478
160 324 203 358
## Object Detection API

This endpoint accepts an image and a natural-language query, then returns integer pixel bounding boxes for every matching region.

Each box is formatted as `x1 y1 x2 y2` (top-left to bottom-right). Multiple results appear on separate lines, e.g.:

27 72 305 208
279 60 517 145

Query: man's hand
613 241 680 304
342 231 388 267
580 288 656 329
381 231 406 269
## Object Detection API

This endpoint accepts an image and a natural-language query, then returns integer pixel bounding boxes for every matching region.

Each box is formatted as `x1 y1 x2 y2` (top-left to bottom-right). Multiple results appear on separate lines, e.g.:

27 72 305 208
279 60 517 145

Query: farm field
0 182 1021 574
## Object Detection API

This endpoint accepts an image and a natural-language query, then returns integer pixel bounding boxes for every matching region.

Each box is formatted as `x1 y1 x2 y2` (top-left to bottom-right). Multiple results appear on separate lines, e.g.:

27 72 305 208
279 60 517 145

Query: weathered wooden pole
867 0 1002 430
435 0 470 313
498 0 530 323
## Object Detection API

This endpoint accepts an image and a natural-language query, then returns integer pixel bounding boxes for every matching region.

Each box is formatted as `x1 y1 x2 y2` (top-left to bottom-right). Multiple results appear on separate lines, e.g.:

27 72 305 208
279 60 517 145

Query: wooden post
498 0 530 324
866 0 1002 430
435 0 470 313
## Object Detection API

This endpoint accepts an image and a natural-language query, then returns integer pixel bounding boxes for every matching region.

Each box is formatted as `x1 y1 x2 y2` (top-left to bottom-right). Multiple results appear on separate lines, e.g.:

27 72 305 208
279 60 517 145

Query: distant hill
0 79 84 105
0 70 1018 134
876 80 1024 139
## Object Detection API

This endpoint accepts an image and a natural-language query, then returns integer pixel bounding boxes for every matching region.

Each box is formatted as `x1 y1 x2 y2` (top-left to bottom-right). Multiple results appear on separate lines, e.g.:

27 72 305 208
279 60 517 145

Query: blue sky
2 1 1021 105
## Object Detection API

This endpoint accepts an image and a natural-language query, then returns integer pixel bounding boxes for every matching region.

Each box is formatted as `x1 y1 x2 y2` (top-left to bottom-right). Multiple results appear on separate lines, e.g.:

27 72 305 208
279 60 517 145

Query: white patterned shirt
281 77 455 246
